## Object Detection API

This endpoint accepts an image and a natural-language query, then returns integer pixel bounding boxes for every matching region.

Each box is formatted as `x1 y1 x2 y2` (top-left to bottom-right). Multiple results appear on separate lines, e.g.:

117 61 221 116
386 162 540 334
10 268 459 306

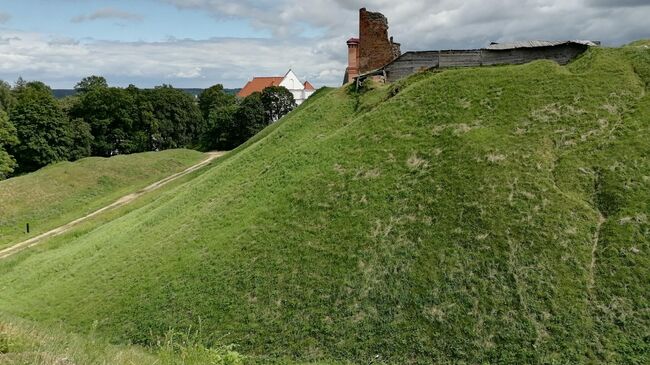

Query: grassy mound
0 149 205 249
0 46 648 364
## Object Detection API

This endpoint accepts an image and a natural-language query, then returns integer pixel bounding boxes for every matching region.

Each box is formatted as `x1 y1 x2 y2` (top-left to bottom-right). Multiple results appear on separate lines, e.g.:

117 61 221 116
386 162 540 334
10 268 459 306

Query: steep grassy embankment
0 149 205 249
0 46 648 364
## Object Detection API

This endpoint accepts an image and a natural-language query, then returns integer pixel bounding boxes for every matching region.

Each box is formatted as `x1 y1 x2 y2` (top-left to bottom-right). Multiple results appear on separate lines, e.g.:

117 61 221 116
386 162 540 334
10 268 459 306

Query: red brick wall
358 8 400 73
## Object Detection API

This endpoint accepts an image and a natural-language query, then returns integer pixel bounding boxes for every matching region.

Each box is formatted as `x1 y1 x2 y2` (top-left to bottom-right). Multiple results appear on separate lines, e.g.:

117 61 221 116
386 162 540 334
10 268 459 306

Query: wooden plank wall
384 51 439 82
383 44 589 82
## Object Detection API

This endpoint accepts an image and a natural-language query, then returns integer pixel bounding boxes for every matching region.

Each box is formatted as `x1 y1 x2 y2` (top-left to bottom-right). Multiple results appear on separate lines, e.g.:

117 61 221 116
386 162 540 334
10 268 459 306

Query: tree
261 86 296 123
75 76 108 94
9 82 73 173
144 85 205 150
14 76 26 91
0 110 18 179
234 92 267 140
67 118 93 161
198 84 236 121
204 103 238 150
126 84 158 152
199 85 238 150
201 91 269 150
71 86 142 156
0 80 15 112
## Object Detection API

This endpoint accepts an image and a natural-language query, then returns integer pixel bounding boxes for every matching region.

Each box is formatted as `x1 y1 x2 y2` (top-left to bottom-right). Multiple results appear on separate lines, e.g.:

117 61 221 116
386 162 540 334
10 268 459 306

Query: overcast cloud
71 7 144 24
0 0 648 88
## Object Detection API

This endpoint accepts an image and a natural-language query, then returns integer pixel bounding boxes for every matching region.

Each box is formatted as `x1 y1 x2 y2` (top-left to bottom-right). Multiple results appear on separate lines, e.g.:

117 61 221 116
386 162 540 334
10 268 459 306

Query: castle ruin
344 8 401 84
344 9 597 85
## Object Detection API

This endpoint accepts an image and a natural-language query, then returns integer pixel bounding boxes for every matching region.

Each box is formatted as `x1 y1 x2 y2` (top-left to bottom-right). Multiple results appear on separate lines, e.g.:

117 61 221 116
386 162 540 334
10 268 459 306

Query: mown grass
0 149 205 249
0 46 648 364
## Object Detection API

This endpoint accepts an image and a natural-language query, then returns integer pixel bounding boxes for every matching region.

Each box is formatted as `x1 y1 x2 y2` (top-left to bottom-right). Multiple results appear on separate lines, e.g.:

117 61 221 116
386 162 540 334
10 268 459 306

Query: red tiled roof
303 81 315 91
237 76 284 98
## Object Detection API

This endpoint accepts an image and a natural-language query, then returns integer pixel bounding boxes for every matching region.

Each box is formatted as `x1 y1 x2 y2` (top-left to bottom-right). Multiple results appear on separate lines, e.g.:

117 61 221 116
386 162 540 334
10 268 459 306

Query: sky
0 0 648 89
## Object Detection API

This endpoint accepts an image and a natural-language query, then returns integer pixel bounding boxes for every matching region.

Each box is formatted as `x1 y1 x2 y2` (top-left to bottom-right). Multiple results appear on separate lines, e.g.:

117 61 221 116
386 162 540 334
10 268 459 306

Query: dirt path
587 212 606 297
0 152 225 260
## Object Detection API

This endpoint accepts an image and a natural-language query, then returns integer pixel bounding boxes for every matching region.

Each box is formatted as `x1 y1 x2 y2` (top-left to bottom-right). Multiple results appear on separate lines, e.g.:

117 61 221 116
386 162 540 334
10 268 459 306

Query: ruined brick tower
344 8 400 84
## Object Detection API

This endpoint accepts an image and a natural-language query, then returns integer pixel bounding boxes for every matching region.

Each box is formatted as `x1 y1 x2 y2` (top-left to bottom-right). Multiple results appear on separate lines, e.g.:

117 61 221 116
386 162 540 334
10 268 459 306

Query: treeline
0 76 297 180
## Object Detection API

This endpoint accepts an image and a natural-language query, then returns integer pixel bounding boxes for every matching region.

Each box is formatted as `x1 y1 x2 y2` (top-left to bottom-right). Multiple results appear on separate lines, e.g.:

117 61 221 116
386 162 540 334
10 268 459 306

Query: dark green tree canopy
75 76 109 94
144 86 205 150
0 80 14 112
0 77 293 177
9 82 73 173
236 92 267 136
198 84 236 120
261 86 296 122
0 110 18 179
71 86 141 156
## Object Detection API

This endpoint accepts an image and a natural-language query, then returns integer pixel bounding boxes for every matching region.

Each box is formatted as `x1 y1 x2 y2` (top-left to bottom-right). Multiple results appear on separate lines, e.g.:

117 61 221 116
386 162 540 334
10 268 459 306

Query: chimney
346 38 360 82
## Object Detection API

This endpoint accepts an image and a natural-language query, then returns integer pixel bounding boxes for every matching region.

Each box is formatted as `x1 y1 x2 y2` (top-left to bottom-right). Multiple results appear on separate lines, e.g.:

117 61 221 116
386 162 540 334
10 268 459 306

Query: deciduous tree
261 86 296 122
75 75 109 94
144 85 205 150
198 84 236 120
0 110 18 179
0 80 14 112
9 82 73 173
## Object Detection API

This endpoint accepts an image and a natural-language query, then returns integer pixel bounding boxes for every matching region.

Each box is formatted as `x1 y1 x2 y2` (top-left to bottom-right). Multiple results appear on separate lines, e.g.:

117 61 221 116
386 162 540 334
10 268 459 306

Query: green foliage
67 118 94 161
71 82 205 156
235 92 267 139
198 84 236 121
201 88 270 151
204 103 239 150
261 86 296 122
0 111 18 179
74 75 109 94
71 86 146 156
0 46 649 364
9 82 74 173
199 84 239 150
0 80 15 112
144 85 205 150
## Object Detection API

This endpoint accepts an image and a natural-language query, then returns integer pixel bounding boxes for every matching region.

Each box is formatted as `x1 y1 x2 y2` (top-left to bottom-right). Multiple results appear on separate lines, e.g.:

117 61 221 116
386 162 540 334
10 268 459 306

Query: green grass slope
0 47 648 364
0 149 205 249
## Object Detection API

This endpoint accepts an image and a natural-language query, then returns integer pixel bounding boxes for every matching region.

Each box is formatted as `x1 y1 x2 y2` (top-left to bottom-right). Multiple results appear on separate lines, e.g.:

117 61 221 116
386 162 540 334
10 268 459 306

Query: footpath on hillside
0 152 225 260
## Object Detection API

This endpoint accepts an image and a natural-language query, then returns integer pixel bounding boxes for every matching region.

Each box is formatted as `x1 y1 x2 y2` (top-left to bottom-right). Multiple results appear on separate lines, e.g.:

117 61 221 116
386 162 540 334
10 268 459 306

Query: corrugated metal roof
484 40 599 50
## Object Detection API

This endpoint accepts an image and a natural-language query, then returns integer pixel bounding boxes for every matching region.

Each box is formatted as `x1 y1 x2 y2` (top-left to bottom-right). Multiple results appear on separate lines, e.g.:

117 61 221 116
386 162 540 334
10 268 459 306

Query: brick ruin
344 8 400 84
344 9 596 85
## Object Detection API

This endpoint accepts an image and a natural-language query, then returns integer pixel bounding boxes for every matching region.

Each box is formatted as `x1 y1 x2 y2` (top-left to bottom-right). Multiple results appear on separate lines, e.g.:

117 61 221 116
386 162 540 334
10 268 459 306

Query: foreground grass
0 315 244 365
0 46 648 364
0 149 205 249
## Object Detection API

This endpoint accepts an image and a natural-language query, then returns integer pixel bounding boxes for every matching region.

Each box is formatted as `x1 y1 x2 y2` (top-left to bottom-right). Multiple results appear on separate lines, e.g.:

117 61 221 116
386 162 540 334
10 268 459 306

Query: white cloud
71 7 143 24
0 30 345 88
162 0 650 48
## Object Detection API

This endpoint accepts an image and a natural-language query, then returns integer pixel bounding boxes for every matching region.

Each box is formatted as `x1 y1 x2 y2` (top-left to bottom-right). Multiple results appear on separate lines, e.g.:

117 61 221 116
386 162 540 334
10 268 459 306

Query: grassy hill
0 45 648 364
0 149 205 249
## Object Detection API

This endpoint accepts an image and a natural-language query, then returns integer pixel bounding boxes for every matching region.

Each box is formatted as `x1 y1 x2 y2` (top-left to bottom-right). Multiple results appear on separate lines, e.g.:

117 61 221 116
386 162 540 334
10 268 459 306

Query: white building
238 69 316 105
